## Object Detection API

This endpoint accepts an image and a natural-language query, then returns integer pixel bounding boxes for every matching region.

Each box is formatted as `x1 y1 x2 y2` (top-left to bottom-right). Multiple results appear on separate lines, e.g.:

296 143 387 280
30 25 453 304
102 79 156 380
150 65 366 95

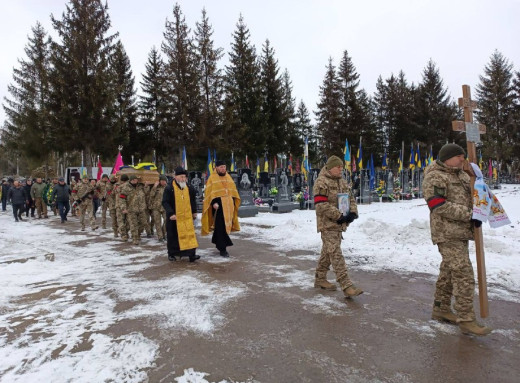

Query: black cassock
211 197 233 252
162 182 197 259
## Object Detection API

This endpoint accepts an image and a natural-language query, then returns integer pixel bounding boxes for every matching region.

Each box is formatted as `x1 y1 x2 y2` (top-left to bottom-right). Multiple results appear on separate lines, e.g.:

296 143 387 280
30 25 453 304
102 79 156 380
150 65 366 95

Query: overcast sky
1 0 519 126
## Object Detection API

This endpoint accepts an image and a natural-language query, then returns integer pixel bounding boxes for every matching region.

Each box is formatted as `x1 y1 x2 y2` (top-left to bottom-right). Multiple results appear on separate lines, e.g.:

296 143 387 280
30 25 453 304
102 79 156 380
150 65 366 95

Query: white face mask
177 181 186 189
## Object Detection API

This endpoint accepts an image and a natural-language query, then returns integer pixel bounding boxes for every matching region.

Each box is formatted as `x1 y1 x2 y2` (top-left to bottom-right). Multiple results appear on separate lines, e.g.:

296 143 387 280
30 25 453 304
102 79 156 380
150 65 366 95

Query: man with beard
201 160 241 257
162 167 199 262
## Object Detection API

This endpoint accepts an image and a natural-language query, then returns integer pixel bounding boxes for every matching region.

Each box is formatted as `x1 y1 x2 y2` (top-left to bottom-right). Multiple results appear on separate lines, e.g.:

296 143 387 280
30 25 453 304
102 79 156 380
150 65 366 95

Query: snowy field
0 184 518 382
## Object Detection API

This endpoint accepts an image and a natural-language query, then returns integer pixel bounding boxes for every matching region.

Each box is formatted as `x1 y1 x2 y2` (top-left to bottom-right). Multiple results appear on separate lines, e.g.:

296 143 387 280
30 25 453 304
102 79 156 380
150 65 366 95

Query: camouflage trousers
117 208 129 239
34 197 48 218
152 209 166 240
144 209 152 236
128 210 148 241
79 200 96 229
100 201 108 227
109 208 118 236
435 240 476 322
316 231 352 290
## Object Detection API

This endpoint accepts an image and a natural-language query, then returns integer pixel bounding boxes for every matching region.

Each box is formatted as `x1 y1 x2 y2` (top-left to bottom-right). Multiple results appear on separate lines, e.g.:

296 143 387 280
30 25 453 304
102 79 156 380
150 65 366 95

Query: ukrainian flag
357 142 363 170
207 149 213 176
256 158 260 178
344 139 351 172
409 144 415 170
382 150 387 170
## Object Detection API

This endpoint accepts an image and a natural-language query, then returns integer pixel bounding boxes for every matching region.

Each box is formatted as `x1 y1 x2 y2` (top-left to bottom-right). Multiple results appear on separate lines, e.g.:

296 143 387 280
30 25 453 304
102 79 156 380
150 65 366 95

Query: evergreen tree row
2 0 520 175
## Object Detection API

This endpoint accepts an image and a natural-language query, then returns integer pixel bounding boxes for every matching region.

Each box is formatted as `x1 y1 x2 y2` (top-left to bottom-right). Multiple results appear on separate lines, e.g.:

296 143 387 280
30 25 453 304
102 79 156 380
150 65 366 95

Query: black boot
219 250 229 258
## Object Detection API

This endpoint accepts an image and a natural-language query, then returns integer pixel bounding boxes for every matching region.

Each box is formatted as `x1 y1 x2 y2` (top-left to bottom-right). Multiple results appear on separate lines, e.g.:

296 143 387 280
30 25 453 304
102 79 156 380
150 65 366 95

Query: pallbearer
201 160 241 257
162 167 199 262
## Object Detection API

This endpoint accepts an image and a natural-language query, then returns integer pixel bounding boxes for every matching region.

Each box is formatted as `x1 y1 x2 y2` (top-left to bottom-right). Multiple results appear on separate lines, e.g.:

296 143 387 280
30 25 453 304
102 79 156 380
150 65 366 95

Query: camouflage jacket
106 181 117 209
119 182 146 212
149 184 165 212
313 166 358 233
75 182 95 201
96 180 109 201
423 160 473 244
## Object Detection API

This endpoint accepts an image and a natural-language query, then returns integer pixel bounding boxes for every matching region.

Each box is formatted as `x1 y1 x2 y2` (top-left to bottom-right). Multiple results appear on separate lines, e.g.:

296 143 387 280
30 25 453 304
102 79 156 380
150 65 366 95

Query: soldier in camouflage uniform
70 180 77 216
31 178 48 219
106 174 118 237
119 175 148 245
96 174 110 229
116 174 130 241
149 175 167 241
75 175 98 231
423 143 491 336
142 182 153 238
313 155 363 298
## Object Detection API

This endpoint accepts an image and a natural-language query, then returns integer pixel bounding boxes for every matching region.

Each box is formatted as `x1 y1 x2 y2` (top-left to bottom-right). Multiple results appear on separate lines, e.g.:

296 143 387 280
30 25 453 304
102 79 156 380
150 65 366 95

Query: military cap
159 175 167 181
326 155 343 170
120 174 129 181
129 175 138 181
439 143 466 162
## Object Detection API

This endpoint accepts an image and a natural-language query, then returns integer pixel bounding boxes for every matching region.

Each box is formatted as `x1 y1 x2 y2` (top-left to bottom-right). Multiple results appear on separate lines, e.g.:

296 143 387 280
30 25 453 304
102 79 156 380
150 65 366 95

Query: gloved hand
102 197 106 202
471 218 482 228
337 212 358 224
76 200 81 205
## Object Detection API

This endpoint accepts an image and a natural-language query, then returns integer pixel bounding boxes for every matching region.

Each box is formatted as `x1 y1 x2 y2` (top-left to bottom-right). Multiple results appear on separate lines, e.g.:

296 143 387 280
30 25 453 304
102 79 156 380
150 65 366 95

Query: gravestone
189 171 203 212
292 173 303 193
236 168 258 217
358 170 371 204
258 172 270 198
384 170 394 201
272 168 297 213
305 168 321 210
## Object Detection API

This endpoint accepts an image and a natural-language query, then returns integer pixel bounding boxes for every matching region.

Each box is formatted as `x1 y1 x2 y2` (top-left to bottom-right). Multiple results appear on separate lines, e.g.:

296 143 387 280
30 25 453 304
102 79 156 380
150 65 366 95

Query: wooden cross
452 84 488 318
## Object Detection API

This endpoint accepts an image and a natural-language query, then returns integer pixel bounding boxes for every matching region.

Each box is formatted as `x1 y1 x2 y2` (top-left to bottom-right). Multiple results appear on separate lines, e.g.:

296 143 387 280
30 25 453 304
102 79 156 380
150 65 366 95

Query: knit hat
439 143 466 162
58 177 65 182
159 175 167 181
325 155 343 170
174 166 187 176
129 175 138 181
120 174 129 181
101 173 108 179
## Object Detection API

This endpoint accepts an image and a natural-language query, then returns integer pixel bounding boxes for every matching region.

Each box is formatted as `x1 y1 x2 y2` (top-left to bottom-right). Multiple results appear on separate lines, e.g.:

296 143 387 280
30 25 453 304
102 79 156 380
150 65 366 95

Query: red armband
427 196 446 211
72 190 77 194
120 194 127 199
314 195 328 204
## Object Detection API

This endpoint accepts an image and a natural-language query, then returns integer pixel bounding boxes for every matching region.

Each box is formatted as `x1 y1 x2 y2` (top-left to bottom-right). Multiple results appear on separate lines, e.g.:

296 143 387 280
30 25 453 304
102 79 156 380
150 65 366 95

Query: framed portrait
337 193 350 216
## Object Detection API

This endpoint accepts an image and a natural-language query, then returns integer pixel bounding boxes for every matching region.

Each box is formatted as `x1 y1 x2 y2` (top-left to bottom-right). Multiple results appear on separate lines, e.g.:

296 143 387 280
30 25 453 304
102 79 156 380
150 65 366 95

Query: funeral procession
1 1 519 382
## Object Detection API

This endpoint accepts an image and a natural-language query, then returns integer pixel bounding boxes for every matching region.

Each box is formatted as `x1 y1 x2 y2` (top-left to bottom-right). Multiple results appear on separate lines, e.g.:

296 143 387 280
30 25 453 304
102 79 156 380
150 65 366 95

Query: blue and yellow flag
382 150 387 170
182 146 187 170
256 158 260 178
357 141 363 170
230 152 236 172
398 149 403 172
344 139 351 172
409 144 415 170
264 154 269 172
207 149 214 177
161 163 165 175
416 144 421 169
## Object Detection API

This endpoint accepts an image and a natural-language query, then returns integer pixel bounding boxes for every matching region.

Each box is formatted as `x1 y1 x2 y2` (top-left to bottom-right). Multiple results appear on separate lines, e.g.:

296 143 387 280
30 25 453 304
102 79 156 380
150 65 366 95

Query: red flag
96 158 103 180
246 155 250 168
488 159 493 179
295 158 301 173
274 156 277 170
352 153 357 172
112 151 124 174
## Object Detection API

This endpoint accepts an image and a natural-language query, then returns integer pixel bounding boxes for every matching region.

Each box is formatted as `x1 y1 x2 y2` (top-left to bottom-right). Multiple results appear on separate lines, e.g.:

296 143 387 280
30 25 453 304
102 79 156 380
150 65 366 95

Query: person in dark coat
51 177 71 223
24 179 35 217
7 181 28 222
162 166 199 262
1 179 10 212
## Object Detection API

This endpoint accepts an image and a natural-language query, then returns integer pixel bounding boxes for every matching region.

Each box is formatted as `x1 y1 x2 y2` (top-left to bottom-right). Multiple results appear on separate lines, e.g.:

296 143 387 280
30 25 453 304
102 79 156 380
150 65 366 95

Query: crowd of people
1 143 491 336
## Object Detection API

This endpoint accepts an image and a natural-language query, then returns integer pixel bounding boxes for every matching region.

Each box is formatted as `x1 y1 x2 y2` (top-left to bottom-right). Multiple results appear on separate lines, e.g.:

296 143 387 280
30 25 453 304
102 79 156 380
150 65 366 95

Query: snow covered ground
0 184 518 382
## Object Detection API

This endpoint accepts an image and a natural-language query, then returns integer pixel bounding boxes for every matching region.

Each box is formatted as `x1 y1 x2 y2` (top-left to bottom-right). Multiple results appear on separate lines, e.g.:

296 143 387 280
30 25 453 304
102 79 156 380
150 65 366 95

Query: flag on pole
357 141 363 170
303 136 310 180
409 144 415 170
369 154 375 190
344 139 351 172
96 156 103 180
152 150 156 165
256 158 260 178
112 150 124 174
230 152 236 172
398 149 403 172
478 151 483 170
161 163 165 175
207 149 214 177
288 154 293 175
182 146 187 170
416 144 422 169
381 150 387 170
428 147 433 165
264 154 269 172
245 155 250 169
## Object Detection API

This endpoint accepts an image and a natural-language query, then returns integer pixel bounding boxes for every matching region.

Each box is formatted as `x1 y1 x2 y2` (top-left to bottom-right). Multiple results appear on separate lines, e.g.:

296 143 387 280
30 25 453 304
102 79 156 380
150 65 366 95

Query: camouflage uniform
423 160 475 322
106 177 118 236
116 180 129 241
142 184 153 237
70 180 77 216
313 165 359 292
119 181 147 245
149 182 166 240
30 181 48 218
96 179 109 229
75 180 97 230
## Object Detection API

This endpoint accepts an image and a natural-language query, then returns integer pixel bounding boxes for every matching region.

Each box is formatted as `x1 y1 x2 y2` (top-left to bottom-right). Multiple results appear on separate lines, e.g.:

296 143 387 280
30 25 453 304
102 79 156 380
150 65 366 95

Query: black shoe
168 255 176 261
219 250 229 257
15 219 19 222
18 216 23 221
61 219 65 223
189 255 201 263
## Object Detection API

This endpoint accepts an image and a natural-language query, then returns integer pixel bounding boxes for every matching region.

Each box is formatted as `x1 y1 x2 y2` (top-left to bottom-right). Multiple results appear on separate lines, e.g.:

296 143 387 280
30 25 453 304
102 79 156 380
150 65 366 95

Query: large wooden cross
452 84 488 318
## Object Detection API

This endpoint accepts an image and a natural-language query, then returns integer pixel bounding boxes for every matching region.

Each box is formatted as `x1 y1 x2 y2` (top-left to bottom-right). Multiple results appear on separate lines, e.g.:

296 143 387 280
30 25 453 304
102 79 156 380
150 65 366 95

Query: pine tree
476 50 516 162
138 46 166 158
294 100 319 163
49 0 118 165
260 39 286 155
223 15 262 156
161 3 200 164
281 69 300 157
415 60 458 154
2 22 52 165
315 57 342 157
110 41 139 160
511 71 520 164
194 8 224 157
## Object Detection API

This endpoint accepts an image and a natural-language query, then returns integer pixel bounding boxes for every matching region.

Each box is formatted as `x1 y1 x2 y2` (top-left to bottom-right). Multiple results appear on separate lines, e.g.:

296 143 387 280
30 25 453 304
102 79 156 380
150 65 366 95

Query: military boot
459 321 492 336
343 285 363 298
431 309 457 324
314 280 337 291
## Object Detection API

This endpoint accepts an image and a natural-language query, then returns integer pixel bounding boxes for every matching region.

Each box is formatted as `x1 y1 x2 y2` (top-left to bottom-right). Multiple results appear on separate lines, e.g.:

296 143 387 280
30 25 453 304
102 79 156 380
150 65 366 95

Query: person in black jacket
7 181 28 222
24 179 35 217
1 179 10 212
162 167 199 262
51 177 71 223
